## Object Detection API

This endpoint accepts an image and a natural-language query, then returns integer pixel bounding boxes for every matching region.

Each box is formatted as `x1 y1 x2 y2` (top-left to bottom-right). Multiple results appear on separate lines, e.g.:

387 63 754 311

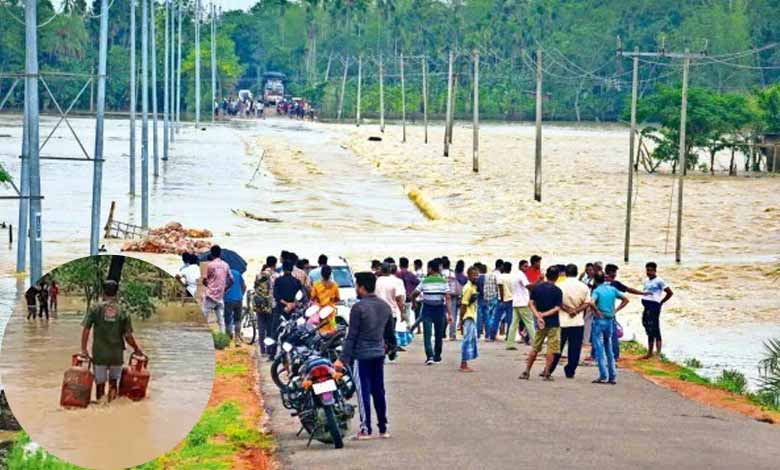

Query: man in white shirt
506 260 533 350
375 261 405 327
641 261 673 359
549 264 591 378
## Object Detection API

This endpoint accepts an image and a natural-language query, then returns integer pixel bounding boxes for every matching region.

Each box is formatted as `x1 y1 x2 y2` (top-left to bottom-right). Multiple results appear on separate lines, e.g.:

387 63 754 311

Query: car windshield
331 266 354 288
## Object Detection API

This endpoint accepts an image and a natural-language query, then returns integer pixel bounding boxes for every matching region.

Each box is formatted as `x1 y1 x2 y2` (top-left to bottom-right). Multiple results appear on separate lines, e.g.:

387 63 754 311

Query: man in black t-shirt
520 267 572 381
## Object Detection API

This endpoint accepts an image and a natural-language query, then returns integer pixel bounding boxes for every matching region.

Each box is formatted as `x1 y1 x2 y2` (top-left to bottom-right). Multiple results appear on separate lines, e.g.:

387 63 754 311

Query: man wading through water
335 272 397 441
80 281 144 402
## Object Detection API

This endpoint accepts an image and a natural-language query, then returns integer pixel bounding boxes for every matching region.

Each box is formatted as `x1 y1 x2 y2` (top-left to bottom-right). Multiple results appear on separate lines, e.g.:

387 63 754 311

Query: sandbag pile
121 222 213 254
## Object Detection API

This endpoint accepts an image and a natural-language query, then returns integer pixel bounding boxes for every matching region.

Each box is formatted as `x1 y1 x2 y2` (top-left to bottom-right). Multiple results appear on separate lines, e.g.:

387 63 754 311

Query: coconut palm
758 338 780 408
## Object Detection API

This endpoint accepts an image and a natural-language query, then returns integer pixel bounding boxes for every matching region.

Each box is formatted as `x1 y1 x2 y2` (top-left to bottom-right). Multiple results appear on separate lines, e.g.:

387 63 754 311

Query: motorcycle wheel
323 405 344 449
270 355 292 391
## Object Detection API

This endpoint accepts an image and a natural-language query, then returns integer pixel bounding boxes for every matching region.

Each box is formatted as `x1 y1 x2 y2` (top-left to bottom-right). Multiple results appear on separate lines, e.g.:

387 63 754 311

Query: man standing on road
526 255 543 287
413 259 452 365
308 254 329 283
604 263 646 361
375 262 405 334
396 257 419 325
270 261 302 356
640 262 674 360
335 272 397 441
519 267 563 381
202 245 234 333
443 258 463 341
497 261 514 339
506 260 533 349
591 272 629 384
459 266 480 372
482 262 500 341
223 267 246 346
548 264 591 378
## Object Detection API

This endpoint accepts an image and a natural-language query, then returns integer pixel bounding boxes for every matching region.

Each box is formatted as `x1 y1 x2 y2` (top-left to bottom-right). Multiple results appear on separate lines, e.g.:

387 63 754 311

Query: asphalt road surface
260 339 780 470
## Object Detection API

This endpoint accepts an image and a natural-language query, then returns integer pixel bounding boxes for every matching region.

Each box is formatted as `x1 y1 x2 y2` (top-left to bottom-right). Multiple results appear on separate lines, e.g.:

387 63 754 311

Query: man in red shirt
526 255 543 286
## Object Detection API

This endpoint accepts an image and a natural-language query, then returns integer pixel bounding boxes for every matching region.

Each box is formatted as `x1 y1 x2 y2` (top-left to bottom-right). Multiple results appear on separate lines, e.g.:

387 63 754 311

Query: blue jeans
500 301 513 331
448 296 461 339
476 299 491 338
421 304 447 361
484 299 501 340
612 318 620 360
592 318 616 381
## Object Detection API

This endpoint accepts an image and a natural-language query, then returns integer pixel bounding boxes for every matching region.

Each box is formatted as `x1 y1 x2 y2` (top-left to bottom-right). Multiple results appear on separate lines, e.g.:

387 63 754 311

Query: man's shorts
27 305 36 316
641 300 662 340
94 365 123 384
532 326 561 354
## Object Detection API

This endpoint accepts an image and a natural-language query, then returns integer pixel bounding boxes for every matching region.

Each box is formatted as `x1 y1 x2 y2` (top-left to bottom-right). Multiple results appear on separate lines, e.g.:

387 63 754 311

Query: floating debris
121 222 213 254
231 209 282 223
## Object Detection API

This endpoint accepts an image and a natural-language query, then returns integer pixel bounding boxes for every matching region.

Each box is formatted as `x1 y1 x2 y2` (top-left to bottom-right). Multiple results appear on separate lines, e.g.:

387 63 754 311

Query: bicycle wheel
240 310 257 345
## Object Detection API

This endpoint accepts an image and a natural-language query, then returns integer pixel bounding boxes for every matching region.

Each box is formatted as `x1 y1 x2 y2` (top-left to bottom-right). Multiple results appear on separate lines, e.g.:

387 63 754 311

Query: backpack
253 274 272 314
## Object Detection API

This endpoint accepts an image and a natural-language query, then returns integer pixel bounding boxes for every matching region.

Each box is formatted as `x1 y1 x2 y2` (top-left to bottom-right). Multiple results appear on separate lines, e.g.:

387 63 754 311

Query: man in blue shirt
224 267 246 346
590 273 629 384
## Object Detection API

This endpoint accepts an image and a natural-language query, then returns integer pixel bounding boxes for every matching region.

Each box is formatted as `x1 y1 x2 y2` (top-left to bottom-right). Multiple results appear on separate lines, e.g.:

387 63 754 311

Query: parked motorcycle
291 354 355 448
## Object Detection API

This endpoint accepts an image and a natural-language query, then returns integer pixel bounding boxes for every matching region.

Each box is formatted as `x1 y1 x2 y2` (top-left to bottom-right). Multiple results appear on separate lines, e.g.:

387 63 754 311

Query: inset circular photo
0 255 215 470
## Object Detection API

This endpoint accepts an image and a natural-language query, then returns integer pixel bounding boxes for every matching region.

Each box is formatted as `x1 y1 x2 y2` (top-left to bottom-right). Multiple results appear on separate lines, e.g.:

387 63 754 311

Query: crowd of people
276 98 315 120
185 247 675 439
216 96 266 119
24 280 58 320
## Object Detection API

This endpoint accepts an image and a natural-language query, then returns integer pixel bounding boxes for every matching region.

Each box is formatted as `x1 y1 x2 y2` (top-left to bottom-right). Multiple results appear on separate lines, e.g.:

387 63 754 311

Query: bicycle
239 293 258 345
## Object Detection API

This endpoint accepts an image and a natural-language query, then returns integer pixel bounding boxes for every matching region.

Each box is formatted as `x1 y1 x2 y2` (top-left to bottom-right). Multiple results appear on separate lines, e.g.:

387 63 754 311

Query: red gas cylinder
118 353 150 401
60 354 94 408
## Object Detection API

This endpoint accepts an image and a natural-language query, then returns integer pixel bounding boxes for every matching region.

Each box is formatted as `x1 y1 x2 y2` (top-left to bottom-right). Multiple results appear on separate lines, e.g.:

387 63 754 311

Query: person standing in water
80 281 144 402
48 280 59 315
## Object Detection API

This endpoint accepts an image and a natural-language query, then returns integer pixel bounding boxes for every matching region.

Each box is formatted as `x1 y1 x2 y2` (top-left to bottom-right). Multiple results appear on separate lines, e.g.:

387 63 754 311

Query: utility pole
534 47 543 202
337 57 349 121
16 90 29 273
176 0 182 134
379 53 385 133
90 66 95 112
356 55 362 126
472 50 479 173
163 0 169 161
141 0 150 228
618 46 704 263
443 50 453 157
422 55 428 144
211 2 216 123
449 72 457 144
169 0 175 143
624 47 639 262
150 0 159 177
25 0 42 283
195 0 201 127
675 50 691 264
400 52 406 142
129 0 137 194
90 0 109 255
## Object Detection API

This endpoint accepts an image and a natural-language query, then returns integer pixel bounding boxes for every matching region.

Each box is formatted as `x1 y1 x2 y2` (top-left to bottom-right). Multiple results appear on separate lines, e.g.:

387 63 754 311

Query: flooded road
1 114 778 389
0 299 213 469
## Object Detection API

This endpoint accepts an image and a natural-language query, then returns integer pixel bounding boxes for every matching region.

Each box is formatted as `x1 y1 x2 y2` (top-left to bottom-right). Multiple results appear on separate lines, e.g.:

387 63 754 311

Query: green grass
714 369 748 395
683 357 703 369
215 363 249 376
6 432 82 470
677 366 712 385
619 340 648 356
212 332 231 350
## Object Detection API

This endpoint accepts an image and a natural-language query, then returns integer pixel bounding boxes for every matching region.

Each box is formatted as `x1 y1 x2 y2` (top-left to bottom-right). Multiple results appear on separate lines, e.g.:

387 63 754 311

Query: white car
308 255 356 326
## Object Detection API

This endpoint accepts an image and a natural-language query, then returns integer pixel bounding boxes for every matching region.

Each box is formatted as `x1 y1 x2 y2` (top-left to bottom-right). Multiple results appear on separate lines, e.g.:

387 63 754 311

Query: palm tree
758 338 780 408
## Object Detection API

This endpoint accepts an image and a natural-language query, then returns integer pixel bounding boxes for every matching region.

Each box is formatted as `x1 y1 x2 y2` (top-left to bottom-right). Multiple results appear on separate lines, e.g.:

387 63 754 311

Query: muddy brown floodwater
0 299 214 470
1 114 778 388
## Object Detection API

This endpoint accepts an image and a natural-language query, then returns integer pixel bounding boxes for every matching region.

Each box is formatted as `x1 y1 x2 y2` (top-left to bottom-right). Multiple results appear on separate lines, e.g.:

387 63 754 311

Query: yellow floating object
406 185 441 221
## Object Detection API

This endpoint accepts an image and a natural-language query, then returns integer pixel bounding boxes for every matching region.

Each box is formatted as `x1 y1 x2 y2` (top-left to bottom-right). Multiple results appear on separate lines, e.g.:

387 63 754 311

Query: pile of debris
121 222 213 254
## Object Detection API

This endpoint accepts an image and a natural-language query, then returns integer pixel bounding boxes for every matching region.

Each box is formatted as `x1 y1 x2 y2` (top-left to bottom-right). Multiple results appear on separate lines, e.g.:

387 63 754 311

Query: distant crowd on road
214 96 316 121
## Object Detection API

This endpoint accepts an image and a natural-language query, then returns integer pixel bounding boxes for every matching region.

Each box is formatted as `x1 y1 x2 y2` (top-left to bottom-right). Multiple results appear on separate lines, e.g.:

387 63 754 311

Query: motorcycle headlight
263 337 276 347
282 342 293 353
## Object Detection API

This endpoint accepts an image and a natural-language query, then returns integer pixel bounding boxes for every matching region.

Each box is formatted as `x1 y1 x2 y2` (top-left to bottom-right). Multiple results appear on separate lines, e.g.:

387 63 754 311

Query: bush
715 369 748 395
212 332 231 350
684 358 703 369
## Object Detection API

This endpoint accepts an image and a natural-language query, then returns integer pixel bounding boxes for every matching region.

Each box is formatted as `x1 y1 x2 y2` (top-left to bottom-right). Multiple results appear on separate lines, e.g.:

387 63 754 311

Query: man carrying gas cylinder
80 280 144 402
